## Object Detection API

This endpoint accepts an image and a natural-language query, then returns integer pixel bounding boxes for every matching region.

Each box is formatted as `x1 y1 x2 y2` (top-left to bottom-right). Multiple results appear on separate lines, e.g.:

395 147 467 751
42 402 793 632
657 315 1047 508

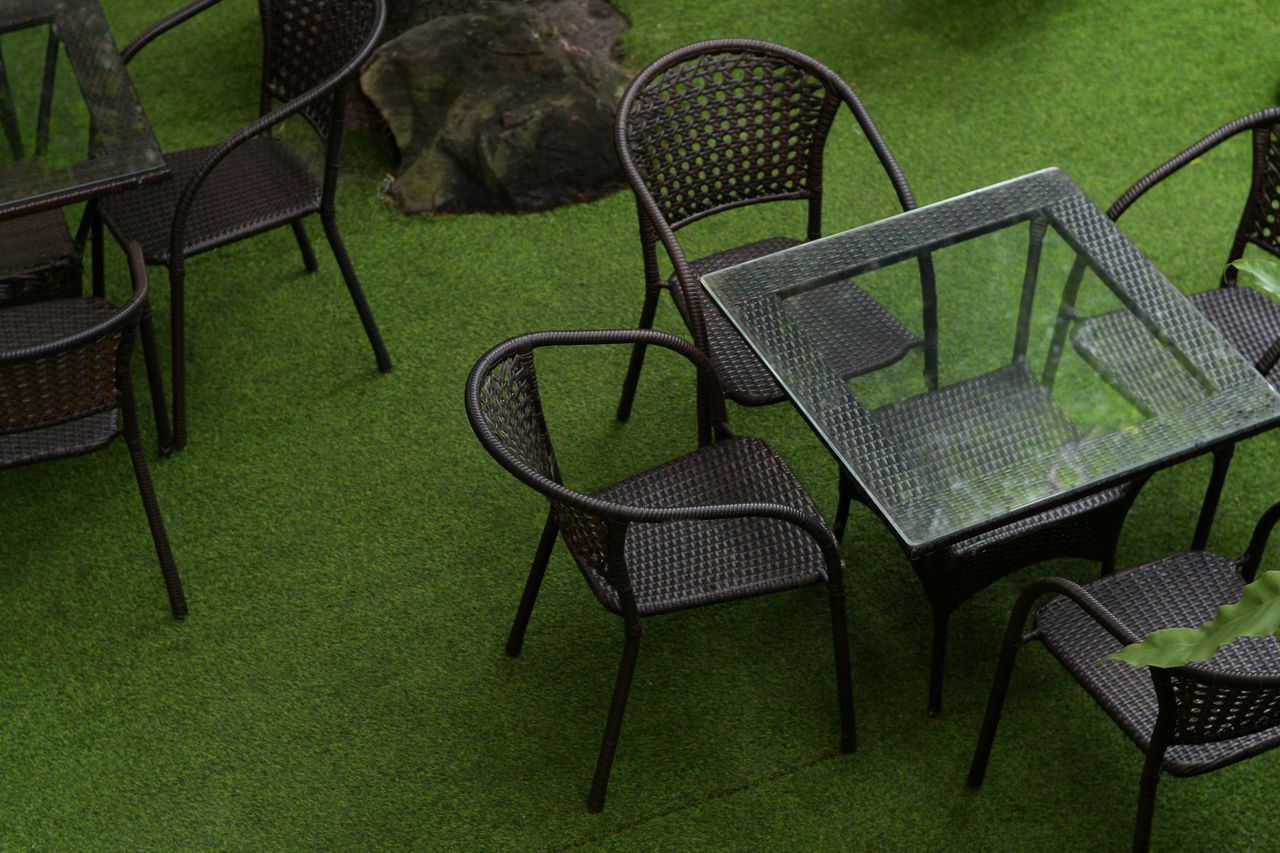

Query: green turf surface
3 0 1280 848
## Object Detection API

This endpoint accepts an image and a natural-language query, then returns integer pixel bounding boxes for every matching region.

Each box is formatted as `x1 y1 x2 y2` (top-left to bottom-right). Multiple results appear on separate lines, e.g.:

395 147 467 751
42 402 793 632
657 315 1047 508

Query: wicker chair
93 0 393 454
1073 106 1280 550
0 241 187 618
614 38 938 420
465 328 854 812
967 501 1280 853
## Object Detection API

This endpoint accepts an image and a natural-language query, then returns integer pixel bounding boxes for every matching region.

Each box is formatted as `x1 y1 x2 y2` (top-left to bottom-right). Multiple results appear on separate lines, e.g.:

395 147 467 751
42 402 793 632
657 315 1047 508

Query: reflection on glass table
702 167 1280 554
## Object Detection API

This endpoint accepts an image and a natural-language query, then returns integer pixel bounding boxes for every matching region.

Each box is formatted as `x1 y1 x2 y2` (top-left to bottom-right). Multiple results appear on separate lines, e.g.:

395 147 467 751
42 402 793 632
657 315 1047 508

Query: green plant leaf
1104 570 1280 668
1227 256 1280 300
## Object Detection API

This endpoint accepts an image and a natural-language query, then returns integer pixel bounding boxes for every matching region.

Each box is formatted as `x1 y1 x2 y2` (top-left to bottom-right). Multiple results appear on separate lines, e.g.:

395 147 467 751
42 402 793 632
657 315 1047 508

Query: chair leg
827 583 856 752
588 626 641 813
1132 747 1165 853
320 211 393 374
90 214 105 299
967 616 1027 787
616 286 661 422
928 608 950 716
291 220 318 272
834 468 855 543
506 512 558 658
170 264 189 451
121 398 187 618
139 307 173 457
1191 445 1234 550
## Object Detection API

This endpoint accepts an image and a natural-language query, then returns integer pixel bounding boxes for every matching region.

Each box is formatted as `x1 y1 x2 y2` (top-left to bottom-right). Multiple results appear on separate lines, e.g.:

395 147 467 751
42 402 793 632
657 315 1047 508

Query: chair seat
0 208 78 305
1037 551 1280 776
668 236 923 405
581 435 830 616
98 136 321 265
1188 285 1280 384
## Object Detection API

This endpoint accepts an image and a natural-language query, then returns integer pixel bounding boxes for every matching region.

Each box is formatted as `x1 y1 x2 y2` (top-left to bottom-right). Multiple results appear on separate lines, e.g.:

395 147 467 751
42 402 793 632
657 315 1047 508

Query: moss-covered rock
360 1 630 213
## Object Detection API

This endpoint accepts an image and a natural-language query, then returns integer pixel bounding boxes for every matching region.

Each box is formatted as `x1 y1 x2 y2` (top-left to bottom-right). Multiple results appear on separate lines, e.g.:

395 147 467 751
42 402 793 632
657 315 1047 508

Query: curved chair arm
1015 573 1280 694
1004 575 1146 650
1107 106 1280 222
0 243 148 366
1236 499 1280 581
467 327 731 453
120 0 227 64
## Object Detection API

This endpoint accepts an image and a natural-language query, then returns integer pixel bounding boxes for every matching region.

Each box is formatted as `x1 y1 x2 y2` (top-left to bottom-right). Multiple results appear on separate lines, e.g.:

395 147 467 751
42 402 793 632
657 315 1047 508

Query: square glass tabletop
702 168 1280 552
0 0 162 215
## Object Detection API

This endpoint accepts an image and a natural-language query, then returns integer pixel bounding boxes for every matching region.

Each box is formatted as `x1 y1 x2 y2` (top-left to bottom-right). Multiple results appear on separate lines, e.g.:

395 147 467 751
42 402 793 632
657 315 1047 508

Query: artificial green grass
3 0 1280 849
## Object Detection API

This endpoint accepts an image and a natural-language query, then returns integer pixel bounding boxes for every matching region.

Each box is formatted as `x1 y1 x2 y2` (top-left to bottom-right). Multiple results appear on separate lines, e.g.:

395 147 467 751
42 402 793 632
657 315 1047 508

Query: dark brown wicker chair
0 241 187 618
967 501 1280 853
93 0 393 454
465 328 854 812
1073 106 1280 550
614 38 938 420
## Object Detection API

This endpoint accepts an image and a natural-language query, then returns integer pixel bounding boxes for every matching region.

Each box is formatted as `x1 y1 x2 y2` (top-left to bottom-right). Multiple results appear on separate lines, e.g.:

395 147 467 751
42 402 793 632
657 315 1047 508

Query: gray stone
360 0 631 214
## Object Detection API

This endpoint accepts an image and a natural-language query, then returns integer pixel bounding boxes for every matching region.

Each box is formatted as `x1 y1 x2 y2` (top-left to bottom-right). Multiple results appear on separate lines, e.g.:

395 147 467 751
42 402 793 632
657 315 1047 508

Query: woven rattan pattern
261 0 378 137
1037 553 1280 775
1239 126 1280 259
925 484 1134 612
1187 287 1280 384
473 336 832 616
1074 108 1280 550
707 169 1279 548
626 48 830 229
0 298 118 431
587 435 827 615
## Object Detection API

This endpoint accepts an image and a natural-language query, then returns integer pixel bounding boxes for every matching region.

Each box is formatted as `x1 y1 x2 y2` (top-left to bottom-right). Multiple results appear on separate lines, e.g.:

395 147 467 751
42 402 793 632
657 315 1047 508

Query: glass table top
702 167 1280 552
0 0 162 216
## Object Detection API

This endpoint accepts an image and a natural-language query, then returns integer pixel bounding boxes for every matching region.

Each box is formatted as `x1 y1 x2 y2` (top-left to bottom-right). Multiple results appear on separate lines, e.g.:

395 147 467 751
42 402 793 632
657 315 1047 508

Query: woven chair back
620 42 843 233
259 0 383 139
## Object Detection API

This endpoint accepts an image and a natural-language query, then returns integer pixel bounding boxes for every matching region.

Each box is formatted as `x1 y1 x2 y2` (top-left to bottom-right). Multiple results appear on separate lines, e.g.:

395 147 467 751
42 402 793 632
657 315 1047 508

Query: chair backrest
1158 662 1280 746
619 39 914 237
258 0 386 141
1108 107 1280 286
466 329 728 614
0 249 147 438
617 39 921 359
1156 496 1280 746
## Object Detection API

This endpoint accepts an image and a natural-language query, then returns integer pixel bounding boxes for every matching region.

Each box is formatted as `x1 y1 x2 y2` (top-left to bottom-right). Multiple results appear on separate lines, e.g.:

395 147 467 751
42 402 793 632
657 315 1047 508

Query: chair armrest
1238 500 1280 581
120 0 227 64
466 328 732 454
1007 576 1145 649
1107 106 1280 222
0 243 148 365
